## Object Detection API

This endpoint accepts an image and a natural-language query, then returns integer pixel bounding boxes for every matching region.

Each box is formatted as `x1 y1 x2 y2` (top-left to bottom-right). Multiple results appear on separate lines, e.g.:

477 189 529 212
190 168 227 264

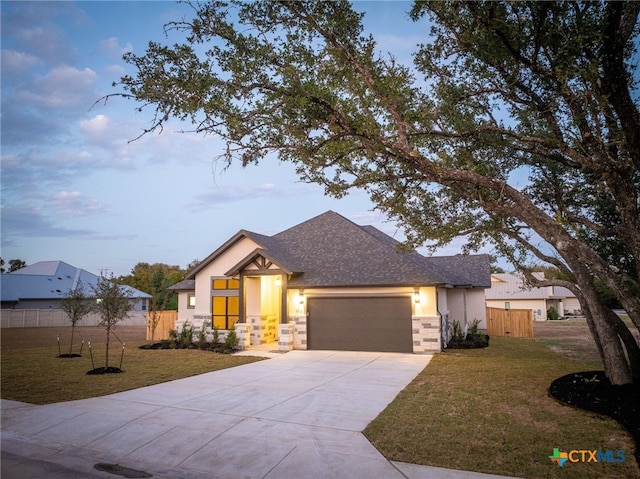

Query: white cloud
187 183 291 211
99 37 133 57
79 114 110 139
106 63 127 78
52 191 109 217
0 49 40 73
13 21 80 66
0 154 21 169
21 65 97 109
0 203 95 240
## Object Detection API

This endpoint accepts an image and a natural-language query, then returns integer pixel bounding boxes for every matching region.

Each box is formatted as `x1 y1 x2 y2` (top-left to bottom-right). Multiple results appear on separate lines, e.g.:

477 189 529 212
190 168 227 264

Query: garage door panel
308 297 412 353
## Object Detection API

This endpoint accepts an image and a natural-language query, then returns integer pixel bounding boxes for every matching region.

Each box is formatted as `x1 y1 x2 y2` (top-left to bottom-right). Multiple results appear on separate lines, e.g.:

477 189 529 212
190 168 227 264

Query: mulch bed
446 335 490 349
87 367 123 375
139 341 238 354
549 371 640 465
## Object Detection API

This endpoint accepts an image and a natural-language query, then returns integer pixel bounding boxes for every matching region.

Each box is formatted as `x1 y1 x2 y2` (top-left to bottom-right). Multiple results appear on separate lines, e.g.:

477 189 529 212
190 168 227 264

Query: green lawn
365 337 639 479
1 340 264 404
2 331 638 478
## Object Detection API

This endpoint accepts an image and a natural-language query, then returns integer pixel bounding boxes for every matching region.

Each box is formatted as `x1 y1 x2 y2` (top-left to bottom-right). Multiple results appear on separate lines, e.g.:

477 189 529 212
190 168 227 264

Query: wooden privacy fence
486 307 534 338
147 310 178 341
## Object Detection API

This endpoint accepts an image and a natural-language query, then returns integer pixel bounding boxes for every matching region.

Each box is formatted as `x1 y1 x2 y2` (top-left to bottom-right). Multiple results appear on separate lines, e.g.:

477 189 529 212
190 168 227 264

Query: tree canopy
117 262 184 310
60 280 93 355
92 275 133 369
0 258 27 273
114 0 639 384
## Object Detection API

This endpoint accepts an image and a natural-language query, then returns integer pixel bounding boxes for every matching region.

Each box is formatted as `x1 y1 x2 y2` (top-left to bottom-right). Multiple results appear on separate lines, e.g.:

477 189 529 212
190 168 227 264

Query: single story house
485 273 581 321
0 261 151 311
170 211 491 353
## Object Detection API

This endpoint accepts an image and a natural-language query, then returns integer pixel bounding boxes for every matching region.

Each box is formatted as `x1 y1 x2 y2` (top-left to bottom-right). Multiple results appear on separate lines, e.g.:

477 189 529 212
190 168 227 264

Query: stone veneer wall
246 314 279 344
289 315 307 349
235 322 250 350
412 315 442 353
278 322 294 352
246 315 262 345
263 314 277 343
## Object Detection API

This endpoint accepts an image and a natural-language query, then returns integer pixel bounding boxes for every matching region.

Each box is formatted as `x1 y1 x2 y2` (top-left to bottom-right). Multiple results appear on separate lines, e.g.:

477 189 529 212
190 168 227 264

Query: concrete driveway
2 350 514 479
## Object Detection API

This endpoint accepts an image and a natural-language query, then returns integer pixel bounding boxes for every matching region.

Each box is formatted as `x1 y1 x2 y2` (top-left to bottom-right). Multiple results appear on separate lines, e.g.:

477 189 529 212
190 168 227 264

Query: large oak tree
113 1 639 385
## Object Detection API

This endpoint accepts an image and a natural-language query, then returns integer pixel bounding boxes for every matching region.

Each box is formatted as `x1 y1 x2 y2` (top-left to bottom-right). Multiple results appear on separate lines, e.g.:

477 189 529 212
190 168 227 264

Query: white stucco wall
191 236 260 322
561 297 581 315
175 291 194 322
446 288 487 330
436 287 449 318
466 289 488 329
288 286 438 318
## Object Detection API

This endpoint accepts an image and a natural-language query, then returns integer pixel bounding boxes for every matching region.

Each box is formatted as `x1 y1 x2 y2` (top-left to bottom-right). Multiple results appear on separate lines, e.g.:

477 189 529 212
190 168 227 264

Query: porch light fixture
413 287 420 304
505 301 510 310
275 278 282 287
298 289 305 305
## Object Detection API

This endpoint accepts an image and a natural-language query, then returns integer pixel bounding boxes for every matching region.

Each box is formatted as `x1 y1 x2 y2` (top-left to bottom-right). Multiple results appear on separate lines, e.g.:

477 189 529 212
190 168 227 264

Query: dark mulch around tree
87 367 123 375
94 463 152 478
549 371 640 465
57 353 82 358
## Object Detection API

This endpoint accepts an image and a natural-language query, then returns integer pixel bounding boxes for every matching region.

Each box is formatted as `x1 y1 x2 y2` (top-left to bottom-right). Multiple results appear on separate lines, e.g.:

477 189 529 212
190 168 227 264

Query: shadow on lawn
549 371 640 466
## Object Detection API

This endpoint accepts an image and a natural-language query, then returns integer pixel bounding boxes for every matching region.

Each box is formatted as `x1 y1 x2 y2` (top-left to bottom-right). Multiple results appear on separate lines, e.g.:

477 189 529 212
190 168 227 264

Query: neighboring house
0 261 151 311
169 211 491 353
485 273 581 321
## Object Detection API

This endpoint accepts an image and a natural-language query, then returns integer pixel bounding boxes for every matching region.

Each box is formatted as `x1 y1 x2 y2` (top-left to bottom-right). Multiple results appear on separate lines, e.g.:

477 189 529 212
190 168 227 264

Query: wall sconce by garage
275 277 282 287
413 287 421 304
505 302 510 310
298 289 305 305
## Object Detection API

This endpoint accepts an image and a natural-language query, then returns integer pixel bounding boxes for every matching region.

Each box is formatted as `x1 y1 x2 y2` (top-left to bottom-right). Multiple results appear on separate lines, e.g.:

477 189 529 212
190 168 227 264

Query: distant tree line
0 258 27 273
115 260 200 311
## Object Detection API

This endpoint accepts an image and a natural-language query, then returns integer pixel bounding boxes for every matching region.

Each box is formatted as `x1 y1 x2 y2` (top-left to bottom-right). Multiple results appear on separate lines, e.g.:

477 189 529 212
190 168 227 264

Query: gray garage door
307 297 413 353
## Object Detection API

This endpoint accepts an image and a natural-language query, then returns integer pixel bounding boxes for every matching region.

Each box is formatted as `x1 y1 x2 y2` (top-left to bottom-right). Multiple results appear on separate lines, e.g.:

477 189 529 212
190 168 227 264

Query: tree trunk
577 273 634 385
69 324 75 356
105 326 110 369
605 308 640 380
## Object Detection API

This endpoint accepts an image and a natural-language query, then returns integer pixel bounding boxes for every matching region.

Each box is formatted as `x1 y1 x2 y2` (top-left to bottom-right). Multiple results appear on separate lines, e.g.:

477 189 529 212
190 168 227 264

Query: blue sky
1 1 474 276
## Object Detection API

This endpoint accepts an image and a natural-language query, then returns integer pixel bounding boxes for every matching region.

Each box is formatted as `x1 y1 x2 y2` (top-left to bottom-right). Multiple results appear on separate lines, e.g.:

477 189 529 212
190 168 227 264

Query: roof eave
186 230 260 279
286 281 441 289
224 248 299 278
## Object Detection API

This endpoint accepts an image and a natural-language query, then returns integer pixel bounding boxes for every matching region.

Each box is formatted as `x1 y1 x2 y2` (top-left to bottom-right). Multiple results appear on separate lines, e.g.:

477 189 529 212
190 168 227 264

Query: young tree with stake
91 275 133 371
59 280 93 357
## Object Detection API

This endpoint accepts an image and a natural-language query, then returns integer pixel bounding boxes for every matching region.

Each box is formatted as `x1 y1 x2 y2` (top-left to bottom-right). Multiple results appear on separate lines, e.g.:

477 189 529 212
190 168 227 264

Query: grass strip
364 337 639 479
1 341 264 405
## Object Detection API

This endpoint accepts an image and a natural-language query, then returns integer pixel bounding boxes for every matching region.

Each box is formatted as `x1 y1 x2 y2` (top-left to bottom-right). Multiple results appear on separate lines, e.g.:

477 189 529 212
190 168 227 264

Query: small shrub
547 306 560 321
468 318 481 338
139 324 238 355
225 329 239 351
447 318 489 349
198 321 208 349
179 323 194 348
451 320 465 342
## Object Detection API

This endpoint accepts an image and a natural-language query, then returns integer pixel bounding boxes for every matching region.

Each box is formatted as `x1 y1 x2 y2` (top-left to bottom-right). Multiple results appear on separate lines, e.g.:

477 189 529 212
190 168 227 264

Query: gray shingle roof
181 211 490 289
167 279 195 291
1 261 151 302
274 211 443 287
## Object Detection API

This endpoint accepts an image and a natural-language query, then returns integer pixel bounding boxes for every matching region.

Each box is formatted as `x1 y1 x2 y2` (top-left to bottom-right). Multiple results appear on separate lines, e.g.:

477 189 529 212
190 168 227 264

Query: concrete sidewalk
1 350 515 478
